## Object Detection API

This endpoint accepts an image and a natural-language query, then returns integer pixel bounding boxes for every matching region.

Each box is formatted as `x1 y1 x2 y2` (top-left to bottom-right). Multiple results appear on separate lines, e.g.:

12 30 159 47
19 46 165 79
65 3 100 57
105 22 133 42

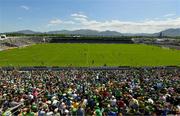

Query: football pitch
0 43 179 67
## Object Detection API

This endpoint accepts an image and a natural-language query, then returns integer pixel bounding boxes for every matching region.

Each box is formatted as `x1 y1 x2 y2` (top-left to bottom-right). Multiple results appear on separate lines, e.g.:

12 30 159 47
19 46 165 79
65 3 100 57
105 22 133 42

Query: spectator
0 67 179 115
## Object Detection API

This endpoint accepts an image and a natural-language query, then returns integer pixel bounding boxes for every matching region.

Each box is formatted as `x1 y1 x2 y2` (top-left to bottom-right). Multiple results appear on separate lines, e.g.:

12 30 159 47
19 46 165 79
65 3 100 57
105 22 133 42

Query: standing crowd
0 68 180 116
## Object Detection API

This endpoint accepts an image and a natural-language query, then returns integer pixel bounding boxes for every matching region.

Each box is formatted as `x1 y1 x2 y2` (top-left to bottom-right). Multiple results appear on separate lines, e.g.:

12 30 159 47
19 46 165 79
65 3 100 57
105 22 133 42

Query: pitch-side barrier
0 66 179 71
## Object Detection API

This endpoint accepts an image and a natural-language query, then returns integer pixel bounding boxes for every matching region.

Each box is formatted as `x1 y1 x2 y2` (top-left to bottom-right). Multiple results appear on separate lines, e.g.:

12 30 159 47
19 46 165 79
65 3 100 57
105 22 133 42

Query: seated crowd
0 68 180 115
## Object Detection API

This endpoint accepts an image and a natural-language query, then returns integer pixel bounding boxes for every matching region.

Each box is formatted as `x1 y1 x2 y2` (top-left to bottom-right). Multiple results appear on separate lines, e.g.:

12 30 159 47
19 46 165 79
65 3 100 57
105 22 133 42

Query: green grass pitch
0 43 180 67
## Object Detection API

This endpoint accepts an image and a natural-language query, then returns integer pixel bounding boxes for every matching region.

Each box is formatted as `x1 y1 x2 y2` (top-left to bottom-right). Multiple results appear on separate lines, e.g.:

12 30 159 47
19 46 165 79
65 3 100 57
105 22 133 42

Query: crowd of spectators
0 68 179 116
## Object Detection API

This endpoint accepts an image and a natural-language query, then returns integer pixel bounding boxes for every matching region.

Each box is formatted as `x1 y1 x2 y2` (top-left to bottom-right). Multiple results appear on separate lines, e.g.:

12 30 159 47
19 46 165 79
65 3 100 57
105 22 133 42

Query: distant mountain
48 29 100 35
47 29 122 36
99 30 122 36
5 28 180 37
15 30 41 34
45 29 99 35
160 28 180 37
47 30 70 34
122 28 180 37
123 33 152 36
71 29 99 35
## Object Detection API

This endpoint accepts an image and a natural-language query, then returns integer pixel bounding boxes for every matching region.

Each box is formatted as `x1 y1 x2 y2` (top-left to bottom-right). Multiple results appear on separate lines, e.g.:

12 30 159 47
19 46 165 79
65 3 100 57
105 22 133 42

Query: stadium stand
49 37 134 44
0 67 179 115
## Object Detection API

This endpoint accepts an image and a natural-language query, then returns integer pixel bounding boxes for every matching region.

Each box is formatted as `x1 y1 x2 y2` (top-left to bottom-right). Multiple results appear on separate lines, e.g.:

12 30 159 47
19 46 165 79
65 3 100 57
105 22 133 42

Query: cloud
63 21 75 24
47 13 180 33
163 13 176 17
49 19 62 25
71 16 180 33
20 5 30 10
71 13 88 19
71 12 89 24
48 18 75 26
74 17 88 22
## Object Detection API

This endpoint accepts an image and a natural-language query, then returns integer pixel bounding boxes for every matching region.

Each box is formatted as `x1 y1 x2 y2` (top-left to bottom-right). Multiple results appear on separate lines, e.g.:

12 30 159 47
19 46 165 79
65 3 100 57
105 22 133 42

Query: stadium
0 0 180 116
0 34 179 116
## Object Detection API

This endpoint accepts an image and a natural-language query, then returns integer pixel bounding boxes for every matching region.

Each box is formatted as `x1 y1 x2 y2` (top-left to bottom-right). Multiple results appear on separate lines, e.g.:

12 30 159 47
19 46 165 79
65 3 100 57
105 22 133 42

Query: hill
47 29 122 36
161 28 180 37
15 30 41 34
4 28 180 37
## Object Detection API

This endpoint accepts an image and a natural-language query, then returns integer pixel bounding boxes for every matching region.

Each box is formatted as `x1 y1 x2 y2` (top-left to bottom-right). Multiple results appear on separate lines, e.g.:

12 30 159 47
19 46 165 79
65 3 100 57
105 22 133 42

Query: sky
0 0 180 33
